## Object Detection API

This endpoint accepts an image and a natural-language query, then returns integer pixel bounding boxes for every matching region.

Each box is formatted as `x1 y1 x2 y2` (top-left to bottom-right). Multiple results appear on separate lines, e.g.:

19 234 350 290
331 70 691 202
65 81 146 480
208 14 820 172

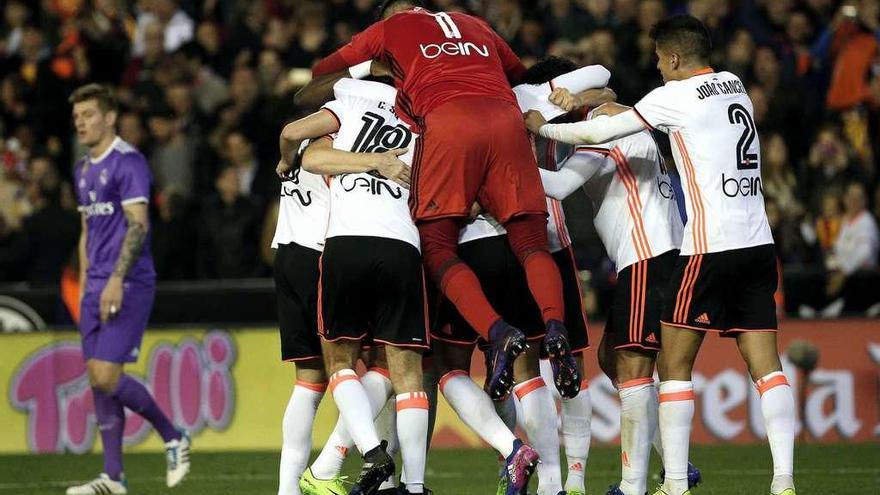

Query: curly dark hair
520 56 578 85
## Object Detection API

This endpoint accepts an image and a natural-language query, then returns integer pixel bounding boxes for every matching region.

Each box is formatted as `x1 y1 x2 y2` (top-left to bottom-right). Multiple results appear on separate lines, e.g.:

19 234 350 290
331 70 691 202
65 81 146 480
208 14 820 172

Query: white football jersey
633 69 773 255
536 136 573 253
561 130 683 272
459 213 506 244
321 79 420 250
271 142 330 252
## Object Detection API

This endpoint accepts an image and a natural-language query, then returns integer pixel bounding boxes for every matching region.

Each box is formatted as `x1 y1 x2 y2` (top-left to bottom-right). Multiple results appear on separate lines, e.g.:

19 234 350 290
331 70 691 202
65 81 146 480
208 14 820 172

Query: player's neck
89 134 118 160
670 64 712 82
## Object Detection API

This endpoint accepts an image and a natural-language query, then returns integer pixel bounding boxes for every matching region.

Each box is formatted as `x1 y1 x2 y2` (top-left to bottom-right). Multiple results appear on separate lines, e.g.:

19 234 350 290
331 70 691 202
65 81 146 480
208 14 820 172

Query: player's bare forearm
592 101 632 117
294 70 350 109
111 204 148 279
278 110 340 173
302 139 411 187
576 88 618 109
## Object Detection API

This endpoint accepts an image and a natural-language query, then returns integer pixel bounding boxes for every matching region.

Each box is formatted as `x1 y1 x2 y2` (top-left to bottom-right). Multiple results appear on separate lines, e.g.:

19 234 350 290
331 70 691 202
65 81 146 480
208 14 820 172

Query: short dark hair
68 84 118 113
520 56 577 85
649 15 711 64
375 0 423 21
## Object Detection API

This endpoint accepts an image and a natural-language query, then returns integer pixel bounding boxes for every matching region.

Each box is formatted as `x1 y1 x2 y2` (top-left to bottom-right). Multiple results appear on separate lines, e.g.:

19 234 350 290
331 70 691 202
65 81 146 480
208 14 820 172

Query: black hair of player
649 15 711 64
375 0 424 21
520 56 577 85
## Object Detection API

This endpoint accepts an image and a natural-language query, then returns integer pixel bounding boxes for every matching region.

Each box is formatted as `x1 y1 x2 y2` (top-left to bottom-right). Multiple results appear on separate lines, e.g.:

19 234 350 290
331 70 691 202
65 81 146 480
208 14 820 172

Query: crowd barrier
1 320 876 454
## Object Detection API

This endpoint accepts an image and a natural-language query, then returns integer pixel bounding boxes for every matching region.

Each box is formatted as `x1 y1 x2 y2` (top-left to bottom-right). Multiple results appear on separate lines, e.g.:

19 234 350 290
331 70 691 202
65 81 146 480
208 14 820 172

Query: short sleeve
116 154 152 205
320 100 345 130
633 85 683 134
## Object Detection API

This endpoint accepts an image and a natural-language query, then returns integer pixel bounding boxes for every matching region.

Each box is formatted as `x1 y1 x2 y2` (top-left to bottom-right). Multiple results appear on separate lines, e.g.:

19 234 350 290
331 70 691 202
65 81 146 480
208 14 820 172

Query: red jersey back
312 8 526 128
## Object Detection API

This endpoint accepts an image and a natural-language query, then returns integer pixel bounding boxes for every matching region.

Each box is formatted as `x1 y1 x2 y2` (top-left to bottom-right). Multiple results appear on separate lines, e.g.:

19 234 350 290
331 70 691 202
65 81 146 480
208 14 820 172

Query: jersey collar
692 67 715 76
89 136 121 164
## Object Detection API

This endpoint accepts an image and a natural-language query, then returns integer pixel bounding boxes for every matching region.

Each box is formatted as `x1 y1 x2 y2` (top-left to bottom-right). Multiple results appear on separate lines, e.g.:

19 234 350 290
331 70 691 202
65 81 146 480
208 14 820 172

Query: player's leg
386 346 429 495
549 247 592 495
280 361 326 495
435 340 523 458
616 351 657 495
655 326 703 495
274 243 328 495
478 102 578 399
514 347 563 495
413 102 528 401
730 247 794 495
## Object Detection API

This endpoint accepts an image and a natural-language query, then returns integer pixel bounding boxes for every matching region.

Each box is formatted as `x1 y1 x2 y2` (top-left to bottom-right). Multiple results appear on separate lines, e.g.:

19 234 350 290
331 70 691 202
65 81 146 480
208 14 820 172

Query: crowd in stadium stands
0 0 878 312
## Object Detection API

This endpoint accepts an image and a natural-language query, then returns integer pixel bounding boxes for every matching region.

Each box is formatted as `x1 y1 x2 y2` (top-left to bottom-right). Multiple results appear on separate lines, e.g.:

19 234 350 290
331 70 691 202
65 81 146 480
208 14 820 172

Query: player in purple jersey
66 84 191 495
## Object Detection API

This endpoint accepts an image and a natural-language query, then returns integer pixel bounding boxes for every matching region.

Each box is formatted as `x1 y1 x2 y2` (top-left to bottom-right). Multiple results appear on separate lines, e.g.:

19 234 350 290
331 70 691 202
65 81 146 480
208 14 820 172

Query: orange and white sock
329 369 380 455
439 370 517 457
311 369 392 479
756 371 795 494
561 379 591 493
515 377 563 495
658 380 694 495
396 392 429 494
618 378 656 495
279 380 325 495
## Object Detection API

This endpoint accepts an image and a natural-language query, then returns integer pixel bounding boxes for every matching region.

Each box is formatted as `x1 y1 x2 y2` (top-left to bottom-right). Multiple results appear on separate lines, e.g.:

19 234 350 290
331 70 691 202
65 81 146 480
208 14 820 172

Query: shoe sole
543 333 580 399
485 333 527 400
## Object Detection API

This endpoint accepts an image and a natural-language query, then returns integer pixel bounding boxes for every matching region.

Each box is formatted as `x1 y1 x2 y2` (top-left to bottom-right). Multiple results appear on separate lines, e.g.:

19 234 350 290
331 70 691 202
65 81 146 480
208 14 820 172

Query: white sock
440 370 517 457
328 369 380 455
560 379 591 492
278 381 325 495
618 378 656 495
396 392 429 494
658 380 694 495
494 393 518 433
651 390 663 460
539 358 563 401
514 377 563 495
311 369 393 479
376 395 399 492
756 372 796 494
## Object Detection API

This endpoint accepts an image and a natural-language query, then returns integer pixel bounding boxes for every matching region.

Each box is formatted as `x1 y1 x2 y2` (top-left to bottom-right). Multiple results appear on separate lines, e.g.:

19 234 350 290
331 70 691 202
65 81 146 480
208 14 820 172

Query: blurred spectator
20 172 79 286
766 197 812 264
1 1 29 56
762 133 803 219
133 0 194 56
148 104 195 197
197 165 262 279
152 187 196 279
173 42 229 115
803 188 843 257
118 111 149 152
222 130 275 204
819 1 879 111
798 122 863 210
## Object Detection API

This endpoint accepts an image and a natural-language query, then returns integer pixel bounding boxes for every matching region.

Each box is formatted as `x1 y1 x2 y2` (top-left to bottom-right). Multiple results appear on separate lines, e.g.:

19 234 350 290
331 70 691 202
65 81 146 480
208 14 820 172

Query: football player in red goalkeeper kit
312 1 581 411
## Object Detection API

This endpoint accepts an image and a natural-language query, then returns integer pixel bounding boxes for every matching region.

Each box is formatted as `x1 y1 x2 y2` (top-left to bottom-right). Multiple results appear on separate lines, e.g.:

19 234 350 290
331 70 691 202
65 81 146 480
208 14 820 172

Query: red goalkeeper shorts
409 97 547 224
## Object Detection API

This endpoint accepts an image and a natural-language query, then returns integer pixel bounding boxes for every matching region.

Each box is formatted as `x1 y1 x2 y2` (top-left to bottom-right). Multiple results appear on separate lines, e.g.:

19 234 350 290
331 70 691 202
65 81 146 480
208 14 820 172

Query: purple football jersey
74 137 155 286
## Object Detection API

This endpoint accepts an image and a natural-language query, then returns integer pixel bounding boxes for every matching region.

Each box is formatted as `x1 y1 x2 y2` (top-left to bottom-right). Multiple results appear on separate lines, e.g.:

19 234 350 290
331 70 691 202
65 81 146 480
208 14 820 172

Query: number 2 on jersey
727 103 758 170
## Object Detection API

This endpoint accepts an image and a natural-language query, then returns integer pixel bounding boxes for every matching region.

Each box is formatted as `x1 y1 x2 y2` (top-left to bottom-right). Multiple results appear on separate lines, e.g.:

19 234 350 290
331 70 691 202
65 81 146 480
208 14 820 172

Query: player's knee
418 219 461 279
387 347 424 394
295 363 327 385
88 362 121 393
615 350 655 383
504 214 549 262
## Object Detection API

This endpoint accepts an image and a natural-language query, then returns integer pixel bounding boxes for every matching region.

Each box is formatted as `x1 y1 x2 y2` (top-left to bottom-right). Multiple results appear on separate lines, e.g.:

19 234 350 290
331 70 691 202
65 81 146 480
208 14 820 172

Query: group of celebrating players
67 1 798 495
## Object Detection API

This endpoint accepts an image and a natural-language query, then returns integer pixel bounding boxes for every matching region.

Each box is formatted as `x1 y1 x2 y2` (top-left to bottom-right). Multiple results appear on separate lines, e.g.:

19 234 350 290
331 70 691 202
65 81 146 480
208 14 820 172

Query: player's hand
100 276 124 322
523 110 547 134
374 148 411 188
277 159 293 179
370 60 393 78
466 202 482 223
549 87 577 111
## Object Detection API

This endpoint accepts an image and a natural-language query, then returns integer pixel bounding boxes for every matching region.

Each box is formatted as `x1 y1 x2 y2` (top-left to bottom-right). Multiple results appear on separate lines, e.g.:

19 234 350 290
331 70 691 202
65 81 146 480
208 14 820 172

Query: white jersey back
568 130 683 272
536 136 573 253
322 79 420 250
271 144 330 252
634 69 773 255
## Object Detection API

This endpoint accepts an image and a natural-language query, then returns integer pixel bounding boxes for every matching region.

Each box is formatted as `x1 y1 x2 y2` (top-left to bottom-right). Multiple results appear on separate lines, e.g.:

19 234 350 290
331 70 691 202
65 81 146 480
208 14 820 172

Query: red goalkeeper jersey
312 8 526 128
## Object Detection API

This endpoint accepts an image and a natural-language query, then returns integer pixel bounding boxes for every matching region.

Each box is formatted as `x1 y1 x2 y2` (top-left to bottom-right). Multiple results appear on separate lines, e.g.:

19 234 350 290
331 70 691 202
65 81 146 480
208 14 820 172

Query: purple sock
111 374 181 442
93 388 125 480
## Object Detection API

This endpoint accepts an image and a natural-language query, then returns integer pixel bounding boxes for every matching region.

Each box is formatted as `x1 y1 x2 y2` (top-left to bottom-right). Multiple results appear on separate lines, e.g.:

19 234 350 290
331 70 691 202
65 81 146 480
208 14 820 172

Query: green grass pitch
0 444 876 494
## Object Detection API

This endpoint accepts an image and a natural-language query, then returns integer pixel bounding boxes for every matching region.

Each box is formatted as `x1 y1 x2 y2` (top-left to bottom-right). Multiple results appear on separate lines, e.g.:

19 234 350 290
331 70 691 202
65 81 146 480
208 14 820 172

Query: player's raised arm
525 109 646 145
538 149 607 200
301 138 411 188
312 20 386 77
277 109 342 177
